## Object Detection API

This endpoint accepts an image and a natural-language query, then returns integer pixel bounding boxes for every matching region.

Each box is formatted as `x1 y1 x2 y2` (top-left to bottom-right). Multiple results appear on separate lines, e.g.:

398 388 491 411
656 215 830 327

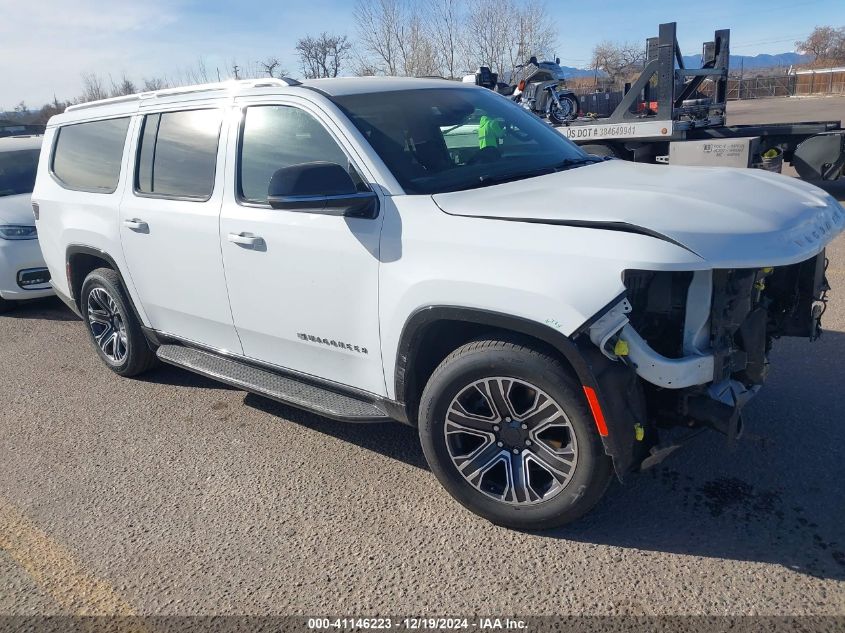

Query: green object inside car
478 115 504 149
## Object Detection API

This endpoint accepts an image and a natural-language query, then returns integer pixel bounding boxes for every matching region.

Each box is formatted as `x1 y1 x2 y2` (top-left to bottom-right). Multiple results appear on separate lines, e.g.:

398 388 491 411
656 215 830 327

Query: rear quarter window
52 118 130 193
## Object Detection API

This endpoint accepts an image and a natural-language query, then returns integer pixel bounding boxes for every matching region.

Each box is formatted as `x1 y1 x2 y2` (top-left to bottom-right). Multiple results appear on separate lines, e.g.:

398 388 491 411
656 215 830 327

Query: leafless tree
465 0 512 78
78 72 109 102
13 101 29 115
351 52 380 76
397 15 440 76
506 0 556 77
109 73 137 97
427 0 464 78
142 77 169 91
35 96 68 124
591 40 646 86
796 26 845 66
354 0 404 75
296 33 352 78
259 57 288 78
355 0 449 77
179 59 212 85
355 0 556 79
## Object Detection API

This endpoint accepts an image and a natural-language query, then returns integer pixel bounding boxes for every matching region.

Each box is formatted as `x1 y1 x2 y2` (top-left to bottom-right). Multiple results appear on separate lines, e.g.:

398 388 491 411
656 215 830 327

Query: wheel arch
396 306 596 411
65 245 146 328
395 305 647 479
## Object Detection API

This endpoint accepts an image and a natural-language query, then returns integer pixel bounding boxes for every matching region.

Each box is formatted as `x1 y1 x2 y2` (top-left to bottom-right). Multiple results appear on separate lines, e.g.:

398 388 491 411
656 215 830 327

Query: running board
155 344 390 422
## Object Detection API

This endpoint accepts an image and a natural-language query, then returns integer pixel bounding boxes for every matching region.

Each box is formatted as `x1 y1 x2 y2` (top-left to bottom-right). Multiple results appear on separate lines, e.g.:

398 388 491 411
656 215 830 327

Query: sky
1 0 844 108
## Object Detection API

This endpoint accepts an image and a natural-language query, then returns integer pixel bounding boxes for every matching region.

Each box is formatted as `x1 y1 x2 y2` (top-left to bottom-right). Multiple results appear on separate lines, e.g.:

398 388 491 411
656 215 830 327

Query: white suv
33 77 843 529
0 135 52 311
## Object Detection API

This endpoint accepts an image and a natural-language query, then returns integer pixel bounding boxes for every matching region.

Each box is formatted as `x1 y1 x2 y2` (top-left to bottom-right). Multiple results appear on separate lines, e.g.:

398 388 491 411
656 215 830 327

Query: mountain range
682 52 811 71
558 52 812 78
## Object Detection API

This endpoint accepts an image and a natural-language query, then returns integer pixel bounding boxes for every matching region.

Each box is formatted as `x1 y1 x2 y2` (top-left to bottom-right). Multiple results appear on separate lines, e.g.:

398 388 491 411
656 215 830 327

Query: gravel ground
0 96 844 619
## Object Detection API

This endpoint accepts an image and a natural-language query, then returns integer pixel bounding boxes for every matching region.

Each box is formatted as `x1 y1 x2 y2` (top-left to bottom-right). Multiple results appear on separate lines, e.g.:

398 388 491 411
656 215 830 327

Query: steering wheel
506 123 531 142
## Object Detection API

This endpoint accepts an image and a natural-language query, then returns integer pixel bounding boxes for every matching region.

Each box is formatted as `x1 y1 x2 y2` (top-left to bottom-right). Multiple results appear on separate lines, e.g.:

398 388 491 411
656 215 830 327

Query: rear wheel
81 268 157 377
418 338 613 530
549 93 579 124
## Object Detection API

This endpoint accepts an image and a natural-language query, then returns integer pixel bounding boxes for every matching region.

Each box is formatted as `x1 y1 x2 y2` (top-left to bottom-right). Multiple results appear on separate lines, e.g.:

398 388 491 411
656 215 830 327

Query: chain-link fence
727 75 795 99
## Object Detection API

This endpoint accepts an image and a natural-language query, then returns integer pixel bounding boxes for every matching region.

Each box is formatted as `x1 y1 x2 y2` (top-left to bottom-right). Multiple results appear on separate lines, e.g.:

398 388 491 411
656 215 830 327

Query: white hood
0 193 36 226
432 161 845 268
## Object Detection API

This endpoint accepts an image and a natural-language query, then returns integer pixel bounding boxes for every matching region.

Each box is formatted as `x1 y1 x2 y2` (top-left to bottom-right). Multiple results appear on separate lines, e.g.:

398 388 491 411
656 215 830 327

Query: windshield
0 149 40 197
333 87 590 194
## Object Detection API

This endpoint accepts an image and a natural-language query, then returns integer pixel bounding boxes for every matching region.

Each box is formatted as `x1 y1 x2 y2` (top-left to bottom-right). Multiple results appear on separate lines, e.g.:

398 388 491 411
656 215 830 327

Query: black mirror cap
266 162 378 219
268 161 357 199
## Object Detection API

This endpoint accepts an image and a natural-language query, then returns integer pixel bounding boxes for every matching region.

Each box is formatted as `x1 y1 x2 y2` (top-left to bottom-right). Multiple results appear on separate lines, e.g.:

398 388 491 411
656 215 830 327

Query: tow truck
479 23 845 180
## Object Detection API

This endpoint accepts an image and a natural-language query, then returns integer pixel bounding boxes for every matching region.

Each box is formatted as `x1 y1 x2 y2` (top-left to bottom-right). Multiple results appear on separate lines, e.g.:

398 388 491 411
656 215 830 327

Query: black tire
419 338 613 530
0 297 14 314
549 93 579 124
80 267 157 377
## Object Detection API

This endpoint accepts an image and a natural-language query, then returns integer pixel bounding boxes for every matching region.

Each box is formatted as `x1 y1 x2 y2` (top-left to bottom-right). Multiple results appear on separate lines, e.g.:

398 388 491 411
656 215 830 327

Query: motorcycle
465 57 580 125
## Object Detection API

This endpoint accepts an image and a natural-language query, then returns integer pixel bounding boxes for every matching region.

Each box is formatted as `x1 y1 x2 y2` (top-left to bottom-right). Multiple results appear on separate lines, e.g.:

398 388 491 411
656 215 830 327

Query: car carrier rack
557 23 845 181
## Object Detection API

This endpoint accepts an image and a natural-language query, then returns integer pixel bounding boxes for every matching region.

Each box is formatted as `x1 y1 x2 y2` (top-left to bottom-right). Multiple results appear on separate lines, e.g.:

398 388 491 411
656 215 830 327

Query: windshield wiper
469 166 557 189
448 156 604 193
552 156 604 170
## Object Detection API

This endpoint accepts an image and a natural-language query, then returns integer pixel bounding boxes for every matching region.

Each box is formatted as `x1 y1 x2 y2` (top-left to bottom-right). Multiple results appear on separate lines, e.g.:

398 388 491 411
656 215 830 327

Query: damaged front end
586 251 829 474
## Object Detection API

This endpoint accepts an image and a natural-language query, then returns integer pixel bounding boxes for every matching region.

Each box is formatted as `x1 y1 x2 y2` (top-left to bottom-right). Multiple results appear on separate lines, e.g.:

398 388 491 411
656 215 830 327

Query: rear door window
136 109 223 199
52 118 130 193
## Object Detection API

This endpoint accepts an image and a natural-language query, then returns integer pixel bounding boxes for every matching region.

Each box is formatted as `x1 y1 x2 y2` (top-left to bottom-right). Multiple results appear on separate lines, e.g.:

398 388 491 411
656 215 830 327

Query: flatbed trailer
556 23 845 180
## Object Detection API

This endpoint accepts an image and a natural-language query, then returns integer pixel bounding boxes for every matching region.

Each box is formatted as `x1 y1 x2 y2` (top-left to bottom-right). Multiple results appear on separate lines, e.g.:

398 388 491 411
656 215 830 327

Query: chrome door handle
227 232 263 247
123 218 149 232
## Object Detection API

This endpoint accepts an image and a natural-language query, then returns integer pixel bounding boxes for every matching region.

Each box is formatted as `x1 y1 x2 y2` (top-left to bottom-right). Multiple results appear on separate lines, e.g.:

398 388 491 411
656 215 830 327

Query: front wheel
81 268 157 377
0 296 14 314
418 338 613 530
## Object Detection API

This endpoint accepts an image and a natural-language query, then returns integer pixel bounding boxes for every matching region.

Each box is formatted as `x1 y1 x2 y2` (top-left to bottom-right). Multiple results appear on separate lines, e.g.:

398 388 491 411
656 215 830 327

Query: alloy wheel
444 377 579 505
87 287 129 364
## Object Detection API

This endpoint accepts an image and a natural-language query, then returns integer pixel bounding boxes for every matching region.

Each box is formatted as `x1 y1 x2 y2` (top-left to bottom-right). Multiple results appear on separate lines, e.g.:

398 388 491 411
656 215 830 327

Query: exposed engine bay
587 251 829 470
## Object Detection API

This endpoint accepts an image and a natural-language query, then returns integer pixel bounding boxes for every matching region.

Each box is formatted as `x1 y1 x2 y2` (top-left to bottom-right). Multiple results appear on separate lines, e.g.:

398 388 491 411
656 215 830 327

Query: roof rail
65 77 302 112
252 77 302 87
65 93 143 112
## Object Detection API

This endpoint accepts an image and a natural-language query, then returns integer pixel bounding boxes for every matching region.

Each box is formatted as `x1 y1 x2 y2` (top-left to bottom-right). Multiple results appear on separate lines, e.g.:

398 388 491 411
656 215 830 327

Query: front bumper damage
584 250 829 474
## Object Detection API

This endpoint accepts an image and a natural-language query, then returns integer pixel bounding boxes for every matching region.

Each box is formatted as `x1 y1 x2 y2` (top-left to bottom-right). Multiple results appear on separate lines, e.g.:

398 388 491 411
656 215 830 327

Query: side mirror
267 161 378 219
